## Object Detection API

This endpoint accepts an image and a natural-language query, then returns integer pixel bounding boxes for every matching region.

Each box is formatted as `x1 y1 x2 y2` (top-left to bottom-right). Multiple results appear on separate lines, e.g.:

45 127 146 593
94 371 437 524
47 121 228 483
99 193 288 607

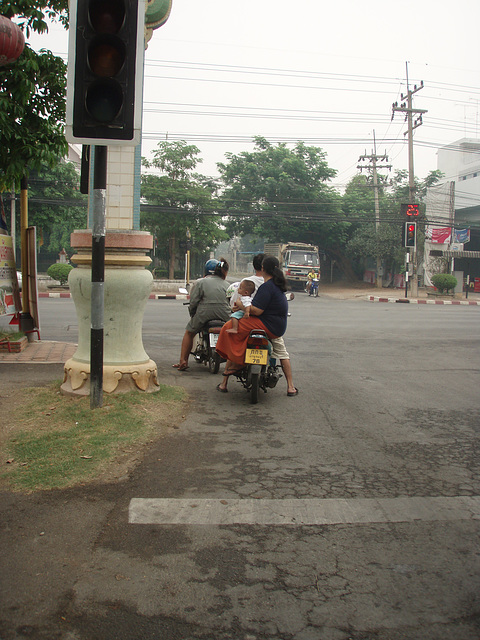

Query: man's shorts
185 305 230 333
270 336 289 360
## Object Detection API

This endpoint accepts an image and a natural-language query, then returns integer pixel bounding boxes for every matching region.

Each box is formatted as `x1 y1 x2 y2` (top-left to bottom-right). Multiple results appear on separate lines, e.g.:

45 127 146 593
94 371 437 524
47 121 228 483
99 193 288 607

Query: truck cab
283 245 320 289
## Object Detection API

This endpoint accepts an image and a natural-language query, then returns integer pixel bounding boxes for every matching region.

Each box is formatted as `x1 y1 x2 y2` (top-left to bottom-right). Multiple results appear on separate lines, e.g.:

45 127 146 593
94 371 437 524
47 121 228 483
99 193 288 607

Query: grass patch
1 382 187 492
0 329 25 341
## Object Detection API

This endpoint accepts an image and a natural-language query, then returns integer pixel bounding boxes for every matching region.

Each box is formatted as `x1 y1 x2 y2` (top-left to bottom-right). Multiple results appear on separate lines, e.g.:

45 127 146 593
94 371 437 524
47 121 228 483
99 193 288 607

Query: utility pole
357 131 392 288
391 62 427 296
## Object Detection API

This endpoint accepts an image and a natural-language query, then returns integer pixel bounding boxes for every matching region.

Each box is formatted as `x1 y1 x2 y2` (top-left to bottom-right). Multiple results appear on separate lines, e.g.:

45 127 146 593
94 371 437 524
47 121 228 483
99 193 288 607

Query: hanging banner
426 227 452 244
0 235 21 316
453 228 470 244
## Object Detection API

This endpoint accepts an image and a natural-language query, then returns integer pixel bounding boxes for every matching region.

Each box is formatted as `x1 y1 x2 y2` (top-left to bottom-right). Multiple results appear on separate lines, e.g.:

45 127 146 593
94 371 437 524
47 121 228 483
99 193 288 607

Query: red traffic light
404 221 416 248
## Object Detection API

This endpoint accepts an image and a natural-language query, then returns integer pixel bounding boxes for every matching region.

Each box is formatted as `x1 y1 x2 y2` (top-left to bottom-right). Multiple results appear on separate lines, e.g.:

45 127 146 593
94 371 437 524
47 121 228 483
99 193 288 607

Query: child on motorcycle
226 279 255 334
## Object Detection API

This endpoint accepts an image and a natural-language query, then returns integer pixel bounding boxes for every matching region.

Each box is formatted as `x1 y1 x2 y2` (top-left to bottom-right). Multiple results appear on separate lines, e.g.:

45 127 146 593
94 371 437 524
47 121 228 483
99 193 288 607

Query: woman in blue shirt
216 256 288 391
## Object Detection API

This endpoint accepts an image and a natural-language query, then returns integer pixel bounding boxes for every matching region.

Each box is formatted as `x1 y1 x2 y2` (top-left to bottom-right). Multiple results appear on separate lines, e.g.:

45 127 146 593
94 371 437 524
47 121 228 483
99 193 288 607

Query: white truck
264 242 320 289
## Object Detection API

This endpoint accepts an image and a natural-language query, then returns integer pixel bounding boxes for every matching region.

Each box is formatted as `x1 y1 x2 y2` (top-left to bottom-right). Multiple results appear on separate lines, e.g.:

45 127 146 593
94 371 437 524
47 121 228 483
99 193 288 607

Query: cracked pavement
1 296 479 639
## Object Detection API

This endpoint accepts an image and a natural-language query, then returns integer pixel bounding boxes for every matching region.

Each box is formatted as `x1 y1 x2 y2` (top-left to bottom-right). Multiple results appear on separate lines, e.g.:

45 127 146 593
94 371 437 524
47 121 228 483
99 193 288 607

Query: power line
144 58 480 96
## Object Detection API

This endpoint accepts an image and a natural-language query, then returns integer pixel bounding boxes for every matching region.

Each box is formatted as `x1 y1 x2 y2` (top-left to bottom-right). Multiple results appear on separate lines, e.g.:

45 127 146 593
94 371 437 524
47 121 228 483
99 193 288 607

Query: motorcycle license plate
245 348 268 365
209 333 219 347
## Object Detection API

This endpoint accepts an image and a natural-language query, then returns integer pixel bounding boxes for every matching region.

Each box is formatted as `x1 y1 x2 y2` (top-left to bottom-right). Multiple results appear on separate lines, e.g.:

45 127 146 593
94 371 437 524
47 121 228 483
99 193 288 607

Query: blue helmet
204 259 219 275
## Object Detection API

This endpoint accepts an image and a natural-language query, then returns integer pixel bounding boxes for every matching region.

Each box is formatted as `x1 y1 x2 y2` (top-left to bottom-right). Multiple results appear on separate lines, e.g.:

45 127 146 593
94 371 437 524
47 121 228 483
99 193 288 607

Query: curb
38 292 190 300
39 292 72 298
150 293 189 300
368 296 479 306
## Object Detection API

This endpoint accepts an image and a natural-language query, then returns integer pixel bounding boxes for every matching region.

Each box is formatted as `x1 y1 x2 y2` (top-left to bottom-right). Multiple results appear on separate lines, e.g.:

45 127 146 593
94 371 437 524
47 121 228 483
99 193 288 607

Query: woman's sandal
216 383 228 393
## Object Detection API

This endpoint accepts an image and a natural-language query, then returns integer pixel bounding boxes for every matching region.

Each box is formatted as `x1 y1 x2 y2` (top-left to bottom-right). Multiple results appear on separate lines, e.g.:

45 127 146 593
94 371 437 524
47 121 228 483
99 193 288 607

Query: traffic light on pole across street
403 222 416 248
66 0 145 145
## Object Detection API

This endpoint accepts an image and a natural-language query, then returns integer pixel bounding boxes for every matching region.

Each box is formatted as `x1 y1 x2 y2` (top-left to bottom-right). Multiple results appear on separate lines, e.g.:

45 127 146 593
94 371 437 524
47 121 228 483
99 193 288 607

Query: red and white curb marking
39 292 190 300
368 296 478 306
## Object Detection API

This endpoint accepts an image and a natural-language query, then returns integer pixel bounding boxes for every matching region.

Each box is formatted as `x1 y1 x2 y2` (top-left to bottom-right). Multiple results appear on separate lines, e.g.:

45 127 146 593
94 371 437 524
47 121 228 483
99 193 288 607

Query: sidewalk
368 293 479 305
0 340 77 364
366 290 480 305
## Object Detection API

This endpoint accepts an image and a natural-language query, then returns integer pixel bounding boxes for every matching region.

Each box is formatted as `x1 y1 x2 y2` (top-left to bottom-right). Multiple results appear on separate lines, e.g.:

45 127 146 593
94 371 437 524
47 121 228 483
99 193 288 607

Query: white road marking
129 496 480 526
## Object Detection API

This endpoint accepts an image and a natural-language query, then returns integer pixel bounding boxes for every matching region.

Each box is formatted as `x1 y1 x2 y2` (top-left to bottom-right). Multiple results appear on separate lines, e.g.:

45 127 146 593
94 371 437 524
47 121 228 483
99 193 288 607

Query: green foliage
340 169 444 280
389 169 444 201
141 141 227 278
27 161 87 253
0 329 25 341
0 3 68 190
431 274 457 293
218 136 343 249
47 262 73 285
0 1 69 36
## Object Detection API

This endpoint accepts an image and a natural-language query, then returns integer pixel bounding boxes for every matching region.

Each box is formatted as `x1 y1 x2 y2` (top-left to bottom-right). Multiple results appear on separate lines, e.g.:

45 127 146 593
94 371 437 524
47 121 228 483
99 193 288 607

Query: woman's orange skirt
215 317 277 365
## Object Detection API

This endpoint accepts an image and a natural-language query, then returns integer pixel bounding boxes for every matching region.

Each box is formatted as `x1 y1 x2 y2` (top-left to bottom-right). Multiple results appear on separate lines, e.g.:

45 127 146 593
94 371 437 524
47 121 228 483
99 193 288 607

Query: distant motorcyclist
306 269 316 294
173 259 230 371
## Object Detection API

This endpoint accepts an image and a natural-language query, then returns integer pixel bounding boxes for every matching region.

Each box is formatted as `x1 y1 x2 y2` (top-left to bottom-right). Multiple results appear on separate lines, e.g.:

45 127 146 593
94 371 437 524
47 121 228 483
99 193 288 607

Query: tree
389 169 444 202
0 1 69 191
217 137 344 250
341 173 399 279
341 169 444 283
141 141 227 279
0 2 68 35
27 160 87 254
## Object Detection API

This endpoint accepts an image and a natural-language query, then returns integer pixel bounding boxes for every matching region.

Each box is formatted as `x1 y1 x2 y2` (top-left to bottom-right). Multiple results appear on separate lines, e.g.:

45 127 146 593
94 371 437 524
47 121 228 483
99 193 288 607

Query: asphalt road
1 294 479 639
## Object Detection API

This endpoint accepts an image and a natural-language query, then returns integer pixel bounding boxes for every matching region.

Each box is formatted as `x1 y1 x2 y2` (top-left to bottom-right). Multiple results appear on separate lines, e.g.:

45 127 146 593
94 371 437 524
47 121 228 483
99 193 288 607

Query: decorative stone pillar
61 230 159 396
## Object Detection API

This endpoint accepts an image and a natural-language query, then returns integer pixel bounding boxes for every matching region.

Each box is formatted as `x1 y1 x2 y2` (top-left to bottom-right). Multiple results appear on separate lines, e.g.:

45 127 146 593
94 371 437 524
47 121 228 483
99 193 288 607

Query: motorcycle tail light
248 335 269 348
209 327 222 334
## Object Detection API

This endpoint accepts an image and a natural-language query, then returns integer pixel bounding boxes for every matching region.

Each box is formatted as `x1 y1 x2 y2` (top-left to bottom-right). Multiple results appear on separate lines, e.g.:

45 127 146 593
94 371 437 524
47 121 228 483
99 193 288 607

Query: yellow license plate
245 348 268 365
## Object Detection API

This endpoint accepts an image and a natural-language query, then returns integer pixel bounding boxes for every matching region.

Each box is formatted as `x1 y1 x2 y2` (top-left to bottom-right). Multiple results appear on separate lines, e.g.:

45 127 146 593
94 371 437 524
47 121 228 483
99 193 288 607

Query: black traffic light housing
66 0 145 145
403 222 416 248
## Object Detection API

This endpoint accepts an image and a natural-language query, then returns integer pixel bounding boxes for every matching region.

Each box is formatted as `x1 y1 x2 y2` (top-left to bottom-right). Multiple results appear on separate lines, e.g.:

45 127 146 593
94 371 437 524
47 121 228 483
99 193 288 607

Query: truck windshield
288 251 319 267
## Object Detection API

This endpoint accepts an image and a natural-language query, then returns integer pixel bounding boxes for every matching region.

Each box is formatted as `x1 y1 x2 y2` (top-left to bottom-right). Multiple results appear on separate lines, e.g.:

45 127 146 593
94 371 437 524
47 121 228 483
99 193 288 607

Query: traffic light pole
391 63 427 298
90 145 107 409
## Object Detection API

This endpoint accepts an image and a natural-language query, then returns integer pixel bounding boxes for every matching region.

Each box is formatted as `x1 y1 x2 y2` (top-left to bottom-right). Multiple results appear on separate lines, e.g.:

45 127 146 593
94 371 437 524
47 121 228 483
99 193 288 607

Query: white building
424 138 480 286
437 138 480 210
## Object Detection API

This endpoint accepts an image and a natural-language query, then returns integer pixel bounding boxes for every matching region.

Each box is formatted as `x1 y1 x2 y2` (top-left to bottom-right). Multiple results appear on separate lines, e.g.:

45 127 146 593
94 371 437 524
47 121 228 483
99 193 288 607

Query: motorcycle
230 329 282 404
309 278 319 297
181 293 226 374
191 319 225 374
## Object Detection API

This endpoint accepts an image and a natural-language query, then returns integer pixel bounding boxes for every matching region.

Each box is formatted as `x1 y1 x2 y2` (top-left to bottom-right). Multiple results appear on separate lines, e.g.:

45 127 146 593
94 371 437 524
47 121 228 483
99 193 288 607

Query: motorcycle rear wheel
209 348 221 374
250 372 260 404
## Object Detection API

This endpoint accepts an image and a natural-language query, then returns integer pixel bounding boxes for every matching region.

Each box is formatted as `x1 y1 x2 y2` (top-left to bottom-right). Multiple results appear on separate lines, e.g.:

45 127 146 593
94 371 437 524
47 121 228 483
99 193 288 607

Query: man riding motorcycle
172 259 231 371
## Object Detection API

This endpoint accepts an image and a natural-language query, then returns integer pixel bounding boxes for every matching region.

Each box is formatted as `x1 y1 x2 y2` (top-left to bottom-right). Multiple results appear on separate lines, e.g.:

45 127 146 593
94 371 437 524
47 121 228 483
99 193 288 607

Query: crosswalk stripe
129 496 480 526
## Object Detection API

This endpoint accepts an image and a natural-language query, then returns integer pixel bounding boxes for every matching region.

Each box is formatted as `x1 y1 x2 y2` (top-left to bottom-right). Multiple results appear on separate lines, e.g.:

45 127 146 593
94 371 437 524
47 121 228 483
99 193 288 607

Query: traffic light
66 0 145 145
404 222 416 248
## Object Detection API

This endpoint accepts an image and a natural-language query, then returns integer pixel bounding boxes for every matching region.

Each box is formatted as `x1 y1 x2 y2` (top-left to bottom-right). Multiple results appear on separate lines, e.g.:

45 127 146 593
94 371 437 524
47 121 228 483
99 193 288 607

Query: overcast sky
30 0 480 189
